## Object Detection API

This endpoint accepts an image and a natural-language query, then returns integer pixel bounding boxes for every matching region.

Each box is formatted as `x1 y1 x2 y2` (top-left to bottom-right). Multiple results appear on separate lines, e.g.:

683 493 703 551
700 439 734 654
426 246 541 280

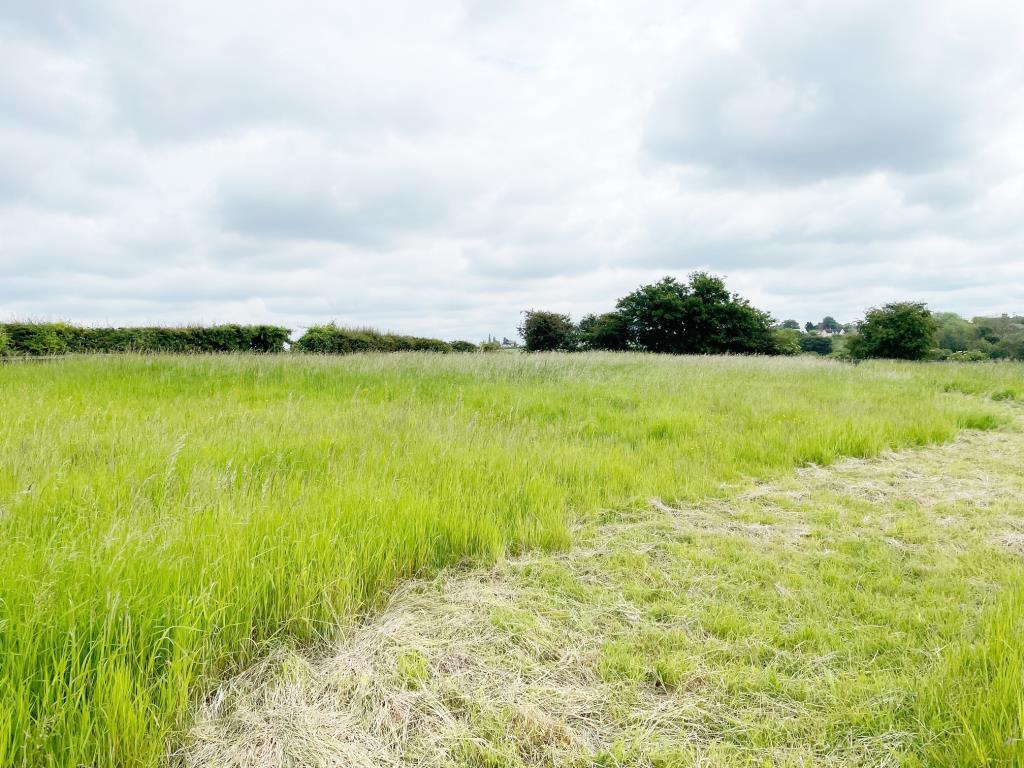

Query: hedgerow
0 323 291 355
0 323 464 357
292 324 454 354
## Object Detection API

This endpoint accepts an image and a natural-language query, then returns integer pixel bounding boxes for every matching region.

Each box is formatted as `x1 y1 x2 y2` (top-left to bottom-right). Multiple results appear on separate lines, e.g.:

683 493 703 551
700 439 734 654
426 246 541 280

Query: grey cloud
645 1 996 181
218 182 448 247
214 138 453 246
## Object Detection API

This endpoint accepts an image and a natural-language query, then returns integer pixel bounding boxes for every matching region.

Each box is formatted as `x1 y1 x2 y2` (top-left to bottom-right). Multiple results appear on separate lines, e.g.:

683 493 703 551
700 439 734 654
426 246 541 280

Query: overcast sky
2 0 1023 340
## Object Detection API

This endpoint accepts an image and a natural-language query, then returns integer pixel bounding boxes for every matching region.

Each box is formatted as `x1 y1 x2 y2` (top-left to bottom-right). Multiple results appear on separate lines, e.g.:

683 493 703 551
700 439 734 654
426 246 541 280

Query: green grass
0 352 1021 766
911 584 1024 767
184 405 1024 767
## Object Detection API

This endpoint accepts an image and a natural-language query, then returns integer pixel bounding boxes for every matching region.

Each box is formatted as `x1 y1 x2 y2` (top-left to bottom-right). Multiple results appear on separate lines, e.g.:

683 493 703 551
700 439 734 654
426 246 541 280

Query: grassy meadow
0 353 1022 766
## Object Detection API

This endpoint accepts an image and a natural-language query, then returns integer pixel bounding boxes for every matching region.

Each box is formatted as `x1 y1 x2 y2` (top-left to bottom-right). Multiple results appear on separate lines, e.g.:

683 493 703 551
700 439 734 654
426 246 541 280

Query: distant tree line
930 312 1024 361
4 295 1021 363
784 306 1024 361
520 273 781 354
519 275 1024 362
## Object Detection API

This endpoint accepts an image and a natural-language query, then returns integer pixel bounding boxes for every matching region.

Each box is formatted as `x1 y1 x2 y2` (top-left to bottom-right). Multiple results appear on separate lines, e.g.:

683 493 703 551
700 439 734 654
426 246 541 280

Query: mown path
184 411 1024 767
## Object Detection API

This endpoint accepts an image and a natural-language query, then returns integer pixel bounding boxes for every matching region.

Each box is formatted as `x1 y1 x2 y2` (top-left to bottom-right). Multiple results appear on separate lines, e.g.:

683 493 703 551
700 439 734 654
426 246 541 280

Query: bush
449 340 478 353
518 310 578 352
771 328 802 356
292 325 453 354
848 302 937 360
479 341 502 352
0 326 10 356
949 350 988 362
799 335 834 355
0 323 291 355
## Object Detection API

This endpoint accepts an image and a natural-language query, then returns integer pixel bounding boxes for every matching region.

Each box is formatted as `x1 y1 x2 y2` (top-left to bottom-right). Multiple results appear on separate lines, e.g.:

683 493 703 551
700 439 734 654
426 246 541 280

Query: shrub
949 350 988 362
479 341 502 352
449 340 478 353
292 325 453 354
0 326 9 356
771 328 802 356
848 302 937 360
518 310 578 352
799 335 834 355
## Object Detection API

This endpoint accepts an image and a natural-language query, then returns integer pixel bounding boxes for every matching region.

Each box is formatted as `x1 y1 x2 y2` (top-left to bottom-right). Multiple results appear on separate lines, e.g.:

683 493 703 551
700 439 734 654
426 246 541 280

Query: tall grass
0 353 1018 766
910 586 1024 767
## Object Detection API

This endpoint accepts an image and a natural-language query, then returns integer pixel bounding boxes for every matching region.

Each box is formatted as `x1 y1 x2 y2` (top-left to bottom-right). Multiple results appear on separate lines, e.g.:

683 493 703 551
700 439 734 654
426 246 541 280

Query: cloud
1 0 1023 339
644 0 1016 182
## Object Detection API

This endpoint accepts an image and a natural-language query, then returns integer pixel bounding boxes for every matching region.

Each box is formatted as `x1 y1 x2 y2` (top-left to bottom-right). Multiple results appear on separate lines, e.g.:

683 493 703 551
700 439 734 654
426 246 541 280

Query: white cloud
1 0 1023 339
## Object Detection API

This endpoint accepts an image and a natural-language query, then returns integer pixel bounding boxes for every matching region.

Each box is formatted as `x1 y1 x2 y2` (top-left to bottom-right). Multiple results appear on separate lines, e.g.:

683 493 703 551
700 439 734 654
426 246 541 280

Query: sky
2 0 1023 341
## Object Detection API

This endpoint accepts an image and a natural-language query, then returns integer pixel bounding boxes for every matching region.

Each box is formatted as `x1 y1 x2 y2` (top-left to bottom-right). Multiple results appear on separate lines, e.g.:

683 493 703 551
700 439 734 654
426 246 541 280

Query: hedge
1 322 471 357
292 325 454 354
0 323 291 356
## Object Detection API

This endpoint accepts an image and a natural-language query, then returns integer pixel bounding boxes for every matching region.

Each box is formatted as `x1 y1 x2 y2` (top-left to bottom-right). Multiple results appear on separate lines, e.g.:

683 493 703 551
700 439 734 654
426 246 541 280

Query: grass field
0 353 1022 766
188 411 1024 767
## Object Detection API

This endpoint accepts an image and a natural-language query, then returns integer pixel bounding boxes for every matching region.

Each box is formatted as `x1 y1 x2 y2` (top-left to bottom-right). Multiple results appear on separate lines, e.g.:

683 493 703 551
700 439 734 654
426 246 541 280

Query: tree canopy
518 310 577 352
848 302 936 360
612 273 776 355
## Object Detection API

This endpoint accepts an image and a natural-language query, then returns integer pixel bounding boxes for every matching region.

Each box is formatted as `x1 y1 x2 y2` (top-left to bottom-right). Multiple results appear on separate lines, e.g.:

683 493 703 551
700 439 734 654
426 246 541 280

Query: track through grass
0 353 1021 766
186 407 1024 767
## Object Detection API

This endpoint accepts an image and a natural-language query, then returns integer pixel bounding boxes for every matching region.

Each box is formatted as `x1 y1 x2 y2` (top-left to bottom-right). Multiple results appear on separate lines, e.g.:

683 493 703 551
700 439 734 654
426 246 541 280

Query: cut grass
186 409 1024 766
0 353 1021 766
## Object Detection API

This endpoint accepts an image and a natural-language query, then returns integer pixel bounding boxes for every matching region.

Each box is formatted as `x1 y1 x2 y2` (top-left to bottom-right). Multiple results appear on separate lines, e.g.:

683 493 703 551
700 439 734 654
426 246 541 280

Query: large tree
518 310 577 351
578 311 631 351
848 302 936 360
615 273 776 355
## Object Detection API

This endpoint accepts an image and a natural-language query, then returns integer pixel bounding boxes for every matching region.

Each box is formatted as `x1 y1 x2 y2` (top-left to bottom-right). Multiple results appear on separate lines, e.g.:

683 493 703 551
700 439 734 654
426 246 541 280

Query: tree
799 335 833 355
518 310 577 352
614 273 776 355
848 302 937 360
772 328 801 355
779 319 800 330
804 321 816 333
933 312 976 353
578 311 631 350
819 316 841 333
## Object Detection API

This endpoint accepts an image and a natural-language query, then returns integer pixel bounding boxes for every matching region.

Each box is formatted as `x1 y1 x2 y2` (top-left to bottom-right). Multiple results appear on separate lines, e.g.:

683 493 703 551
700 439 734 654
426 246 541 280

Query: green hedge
293 324 454 354
1 322 469 357
1 323 291 356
